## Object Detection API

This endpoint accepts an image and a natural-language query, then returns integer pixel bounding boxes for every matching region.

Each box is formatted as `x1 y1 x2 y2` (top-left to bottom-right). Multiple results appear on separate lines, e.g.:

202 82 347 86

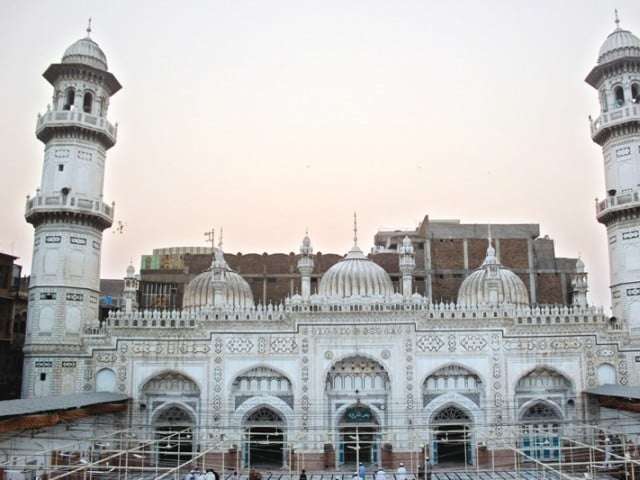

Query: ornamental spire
353 211 358 246
87 17 92 37
614 9 620 29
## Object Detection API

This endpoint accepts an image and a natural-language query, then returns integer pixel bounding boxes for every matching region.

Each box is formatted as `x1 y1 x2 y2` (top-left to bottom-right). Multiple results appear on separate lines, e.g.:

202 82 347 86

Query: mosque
16 16 640 473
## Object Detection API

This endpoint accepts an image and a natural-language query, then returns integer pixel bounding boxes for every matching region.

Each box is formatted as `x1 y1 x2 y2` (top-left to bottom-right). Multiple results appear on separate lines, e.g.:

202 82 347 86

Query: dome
457 243 529 308
62 36 109 71
183 265 254 309
126 264 135 277
318 244 394 298
598 27 640 64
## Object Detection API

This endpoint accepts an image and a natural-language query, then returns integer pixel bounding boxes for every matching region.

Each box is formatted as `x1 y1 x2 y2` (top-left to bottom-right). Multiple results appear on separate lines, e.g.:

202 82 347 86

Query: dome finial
353 211 358 246
218 226 224 250
87 17 92 37
614 9 620 29
488 224 492 248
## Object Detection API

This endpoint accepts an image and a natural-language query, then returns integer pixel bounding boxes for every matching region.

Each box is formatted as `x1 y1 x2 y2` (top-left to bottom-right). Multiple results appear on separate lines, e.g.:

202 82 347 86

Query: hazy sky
2 1 640 309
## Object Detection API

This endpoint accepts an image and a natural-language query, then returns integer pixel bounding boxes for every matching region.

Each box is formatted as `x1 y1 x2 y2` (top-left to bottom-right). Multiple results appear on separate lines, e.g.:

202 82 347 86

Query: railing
25 191 114 222
103 299 608 330
36 109 117 141
590 103 640 138
596 188 640 216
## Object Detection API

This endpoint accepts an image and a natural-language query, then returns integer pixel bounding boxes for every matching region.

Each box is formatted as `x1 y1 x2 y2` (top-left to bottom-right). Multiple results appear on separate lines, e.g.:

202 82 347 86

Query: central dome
62 36 109 71
318 244 394 298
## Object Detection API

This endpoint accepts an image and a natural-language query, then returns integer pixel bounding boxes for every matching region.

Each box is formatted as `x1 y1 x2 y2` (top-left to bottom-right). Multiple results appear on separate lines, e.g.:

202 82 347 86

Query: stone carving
258 337 267 354
227 337 254 353
448 335 456 351
381 349 391 359
96 353 117 364
325 350 334 359
461 335 487 351
270 337 297 354
416 335 444 352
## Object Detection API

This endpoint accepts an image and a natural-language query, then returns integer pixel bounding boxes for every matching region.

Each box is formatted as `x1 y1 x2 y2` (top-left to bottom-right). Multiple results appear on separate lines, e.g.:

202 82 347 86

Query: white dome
457 243 529 307
318 244 394 298
62 37 109 70
598 27 640 64
183 268 254 309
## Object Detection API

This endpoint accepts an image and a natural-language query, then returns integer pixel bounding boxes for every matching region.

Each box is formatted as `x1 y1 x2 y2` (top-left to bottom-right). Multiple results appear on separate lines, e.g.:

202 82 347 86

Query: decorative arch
152 402 197 425
141 370 201 396
423 393 482 426
230 365 293 409
597 363 617 385
518 400 563 462
325 354 391 392
232 395 293 427
515 366 574 393
422 363 484 409
96 368 117 392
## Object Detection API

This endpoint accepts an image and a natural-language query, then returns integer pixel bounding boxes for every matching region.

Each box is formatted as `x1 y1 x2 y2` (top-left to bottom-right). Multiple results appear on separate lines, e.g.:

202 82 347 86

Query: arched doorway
326 356 389 468
338 405 379 467
432 406 472 466
519 402 562 461
515 368 571 462
154 404 196 466
142 372 201 467
243 407 285 469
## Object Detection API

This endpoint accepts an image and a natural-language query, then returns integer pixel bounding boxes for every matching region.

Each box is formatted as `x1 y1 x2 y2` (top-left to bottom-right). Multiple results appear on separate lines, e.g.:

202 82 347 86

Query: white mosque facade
18 20 640 470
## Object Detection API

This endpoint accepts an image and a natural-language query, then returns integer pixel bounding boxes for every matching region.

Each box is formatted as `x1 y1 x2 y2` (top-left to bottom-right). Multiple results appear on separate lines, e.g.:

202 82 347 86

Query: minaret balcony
25 191 114 230
36 109 117 148
590 103 640 143
596 188 640 224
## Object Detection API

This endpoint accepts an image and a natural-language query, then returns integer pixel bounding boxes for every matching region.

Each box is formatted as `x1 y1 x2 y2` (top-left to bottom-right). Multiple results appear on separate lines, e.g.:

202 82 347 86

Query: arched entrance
154 404 196 466
515 368 571 462
142 372 200 467
338 405 379 467
243 407 285 469
432 406 472 466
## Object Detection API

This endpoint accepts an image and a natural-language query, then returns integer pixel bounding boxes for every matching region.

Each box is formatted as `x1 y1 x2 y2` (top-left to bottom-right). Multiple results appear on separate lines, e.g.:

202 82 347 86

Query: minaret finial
614 9 620 28
87 17 92 37
218 227 224 250
488 224 492 247
353 212 358 245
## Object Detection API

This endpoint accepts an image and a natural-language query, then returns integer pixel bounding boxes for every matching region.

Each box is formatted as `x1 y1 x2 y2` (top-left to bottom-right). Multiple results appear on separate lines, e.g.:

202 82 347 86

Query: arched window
614 86 625 107
632 83 640 104
64 89 75 110
83 92 93 114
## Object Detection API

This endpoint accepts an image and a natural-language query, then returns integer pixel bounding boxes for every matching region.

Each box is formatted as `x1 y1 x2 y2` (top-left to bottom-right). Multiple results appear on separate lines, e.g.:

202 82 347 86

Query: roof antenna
614 9 620 29
87 17 92 37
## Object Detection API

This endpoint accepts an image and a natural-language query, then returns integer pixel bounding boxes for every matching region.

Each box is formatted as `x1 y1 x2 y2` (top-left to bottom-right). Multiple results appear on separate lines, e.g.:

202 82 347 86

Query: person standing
358 463 366 480
425 458 433 480
396 463 406 480
299 470 308 480
375 469 386 480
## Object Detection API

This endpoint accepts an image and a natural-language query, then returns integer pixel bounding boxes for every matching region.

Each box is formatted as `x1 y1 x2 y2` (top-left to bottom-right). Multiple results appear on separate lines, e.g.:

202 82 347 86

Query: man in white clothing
396 463 407 480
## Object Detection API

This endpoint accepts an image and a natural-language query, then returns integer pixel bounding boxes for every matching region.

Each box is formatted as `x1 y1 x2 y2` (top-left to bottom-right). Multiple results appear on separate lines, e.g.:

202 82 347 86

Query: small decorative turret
123 262 139 313
211 231 228 307
398 236 415 299
297 232 314 301
571 257 589 308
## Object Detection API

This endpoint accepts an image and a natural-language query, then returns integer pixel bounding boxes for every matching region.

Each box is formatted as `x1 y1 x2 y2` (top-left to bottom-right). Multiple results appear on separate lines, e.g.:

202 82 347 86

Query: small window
83 92 93 114
58 164 64 172
615 86 625 107
40 373 47 381
64 89 75 110
632 83 640 104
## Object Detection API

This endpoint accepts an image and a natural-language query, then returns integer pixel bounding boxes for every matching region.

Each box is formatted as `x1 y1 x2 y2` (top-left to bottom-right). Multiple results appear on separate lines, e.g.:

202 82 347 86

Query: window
40 373 47 381
63 89 75 110
58 164 64 172
632 83 640 104
614 86 624 107
83 92 93 113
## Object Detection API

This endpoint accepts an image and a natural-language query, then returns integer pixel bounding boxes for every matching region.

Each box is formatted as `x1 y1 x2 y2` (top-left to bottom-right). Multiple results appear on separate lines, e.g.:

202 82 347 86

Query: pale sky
2 0 640 310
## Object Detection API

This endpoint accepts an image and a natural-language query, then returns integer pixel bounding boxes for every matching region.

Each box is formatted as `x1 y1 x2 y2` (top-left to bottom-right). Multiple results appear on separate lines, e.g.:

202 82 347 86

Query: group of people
350 461 431 480
185 469 220 480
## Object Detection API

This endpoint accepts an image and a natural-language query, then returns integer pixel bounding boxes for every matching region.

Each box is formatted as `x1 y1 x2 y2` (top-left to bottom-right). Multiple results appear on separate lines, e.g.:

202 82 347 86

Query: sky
2 0 640 310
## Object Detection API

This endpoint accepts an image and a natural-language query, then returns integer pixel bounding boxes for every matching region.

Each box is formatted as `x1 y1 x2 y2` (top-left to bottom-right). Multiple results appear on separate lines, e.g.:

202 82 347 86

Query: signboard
345 407 372 423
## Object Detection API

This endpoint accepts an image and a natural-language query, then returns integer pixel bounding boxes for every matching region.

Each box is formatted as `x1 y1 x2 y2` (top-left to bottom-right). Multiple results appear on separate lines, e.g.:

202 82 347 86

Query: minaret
297 232 314 301
123 263 139 313
398 236 415 299
571 257 589 309
22 25 121 397
586 13 640 331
